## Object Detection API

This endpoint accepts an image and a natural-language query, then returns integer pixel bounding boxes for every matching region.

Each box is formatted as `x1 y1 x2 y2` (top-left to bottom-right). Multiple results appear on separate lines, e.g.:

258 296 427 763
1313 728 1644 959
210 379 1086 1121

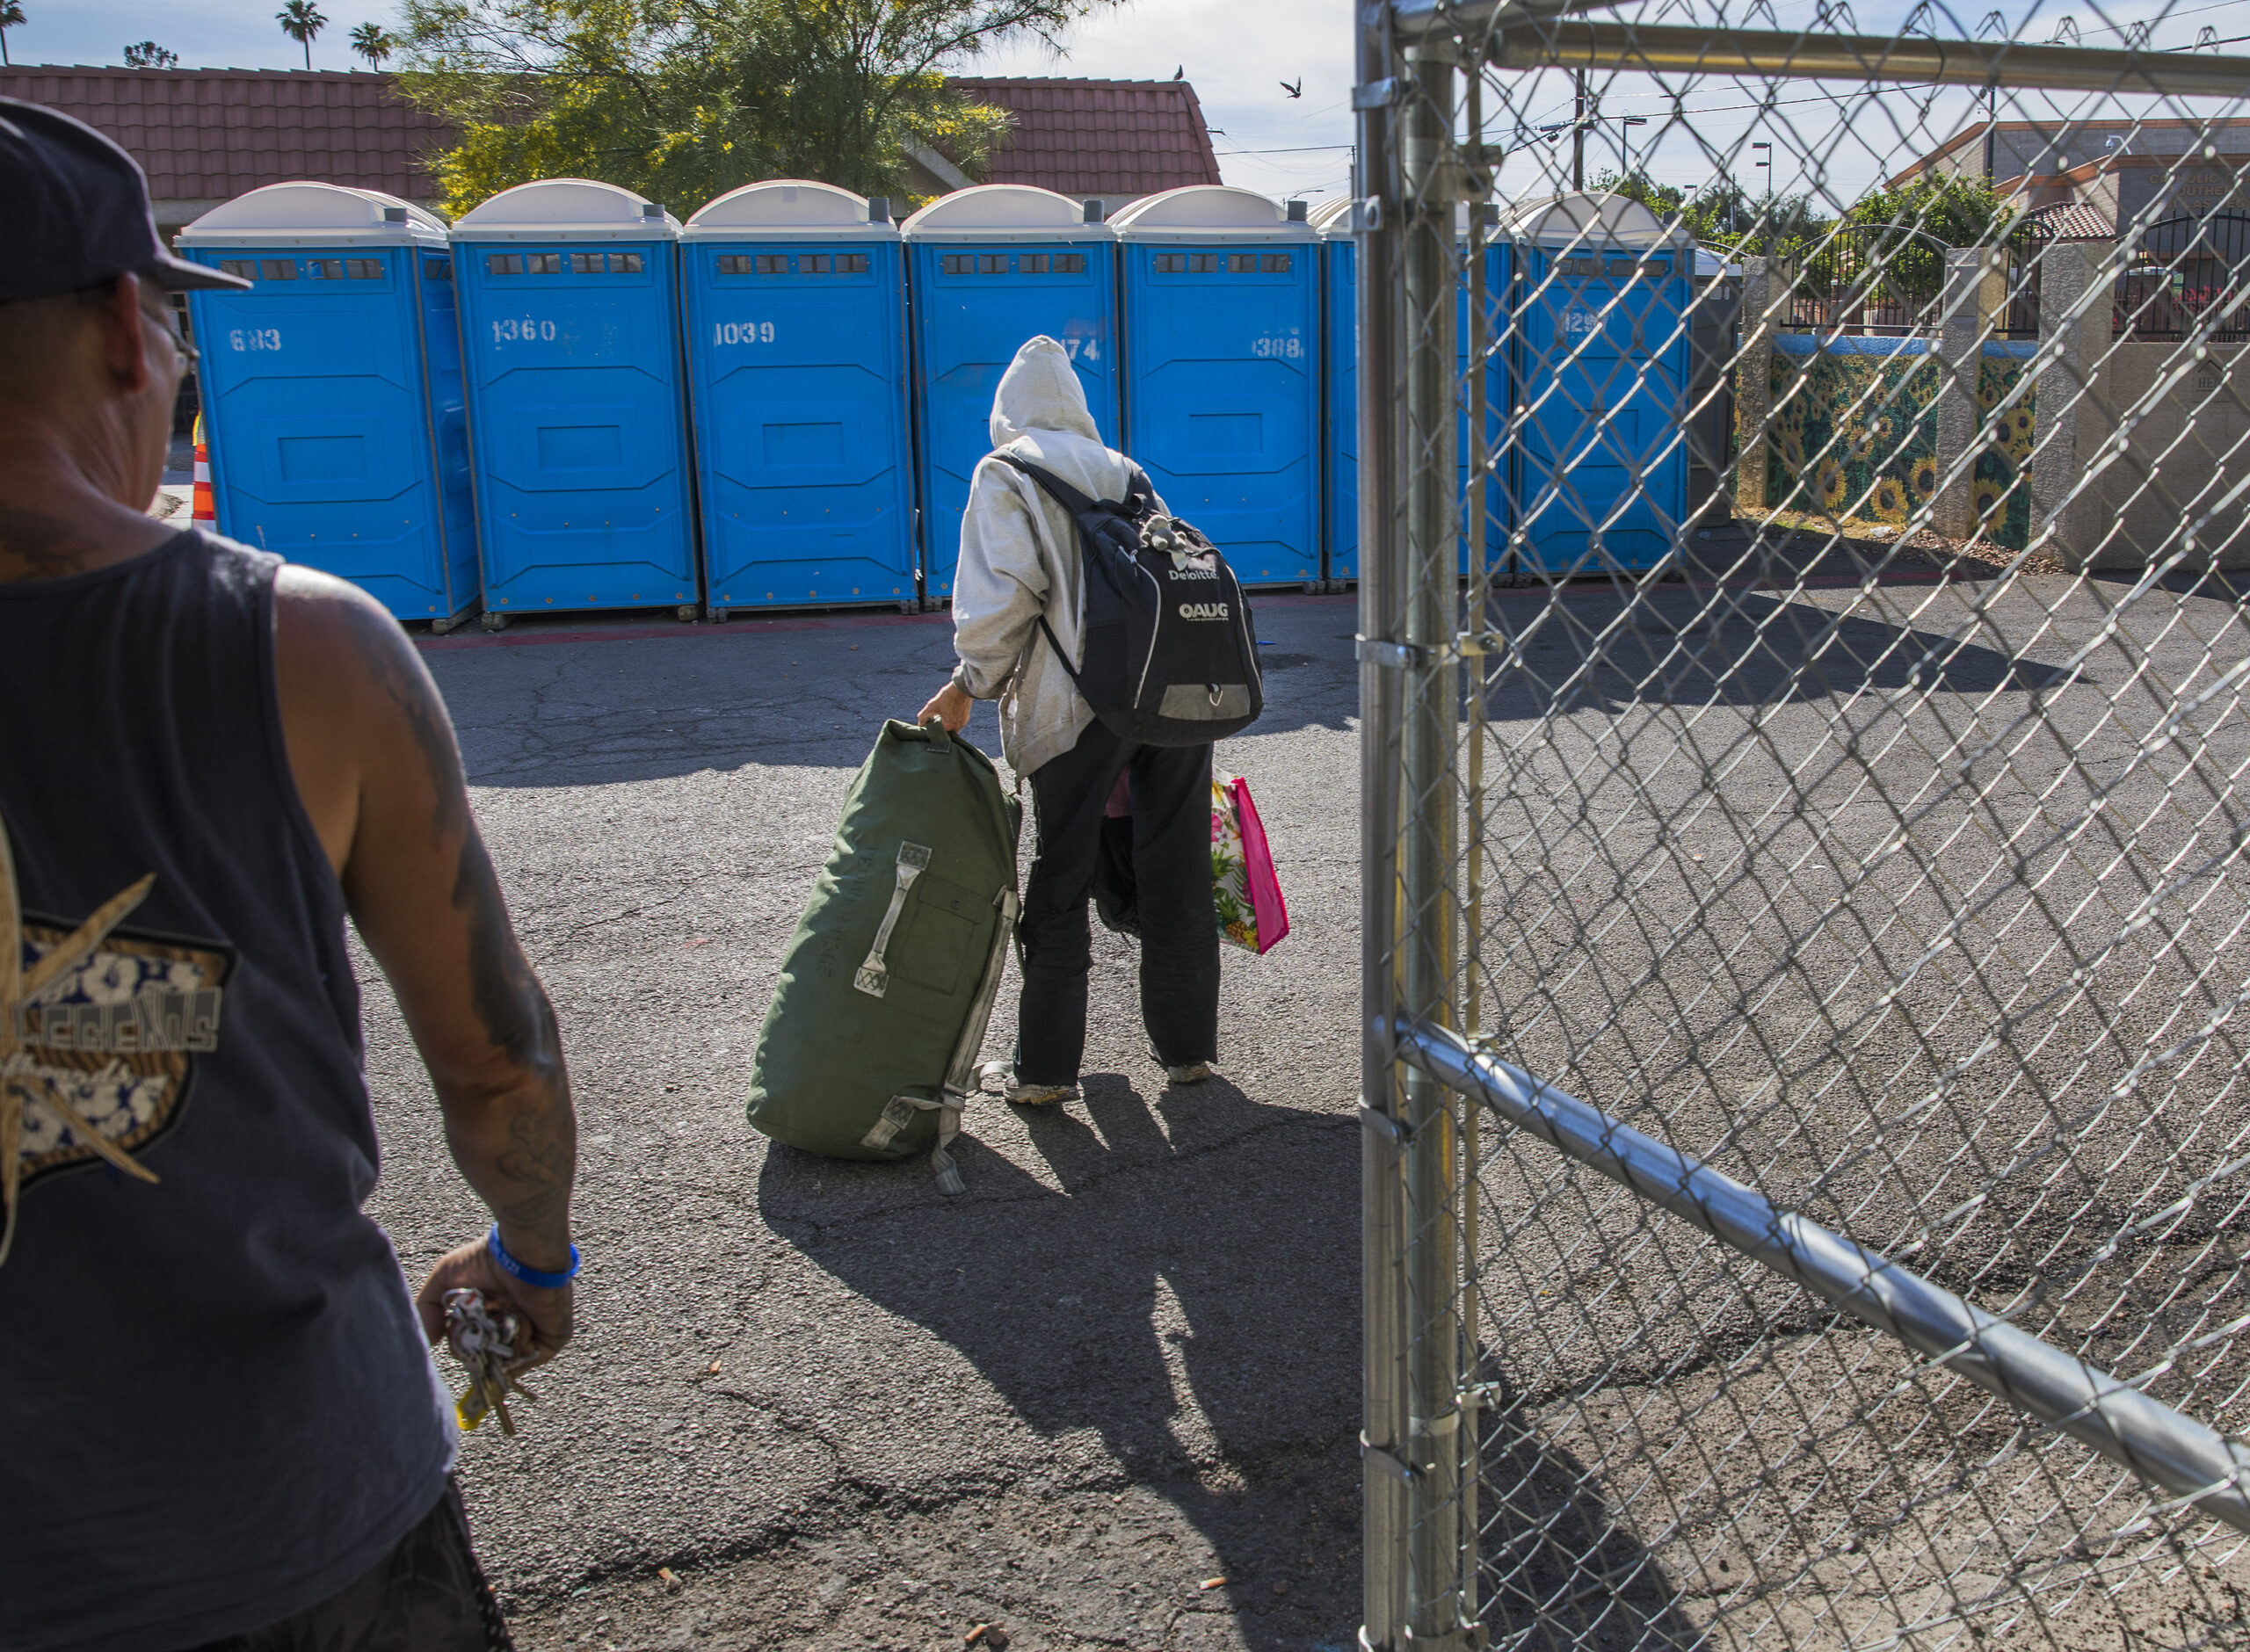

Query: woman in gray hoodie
918 336 1220 1105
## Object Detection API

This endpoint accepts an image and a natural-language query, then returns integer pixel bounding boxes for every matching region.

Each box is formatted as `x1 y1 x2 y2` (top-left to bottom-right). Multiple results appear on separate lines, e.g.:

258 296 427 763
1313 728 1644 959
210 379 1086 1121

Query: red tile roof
2022 201 2116 241
0 67 1216 212
0 67 454 206
949 76 1221 198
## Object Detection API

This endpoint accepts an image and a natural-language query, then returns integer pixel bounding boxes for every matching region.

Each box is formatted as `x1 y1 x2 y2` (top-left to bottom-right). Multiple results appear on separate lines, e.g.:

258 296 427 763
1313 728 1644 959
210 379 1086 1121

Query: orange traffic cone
191 413 215 527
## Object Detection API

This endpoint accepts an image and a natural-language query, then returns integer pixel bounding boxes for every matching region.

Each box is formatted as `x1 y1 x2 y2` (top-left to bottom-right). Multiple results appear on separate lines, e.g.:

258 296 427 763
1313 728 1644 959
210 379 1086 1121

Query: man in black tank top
0 104 579 1650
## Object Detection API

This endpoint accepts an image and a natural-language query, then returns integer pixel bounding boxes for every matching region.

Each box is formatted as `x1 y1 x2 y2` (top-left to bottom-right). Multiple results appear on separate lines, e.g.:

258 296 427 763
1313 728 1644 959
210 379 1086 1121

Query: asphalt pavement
365 593 1369 1652
361 551 2250 1650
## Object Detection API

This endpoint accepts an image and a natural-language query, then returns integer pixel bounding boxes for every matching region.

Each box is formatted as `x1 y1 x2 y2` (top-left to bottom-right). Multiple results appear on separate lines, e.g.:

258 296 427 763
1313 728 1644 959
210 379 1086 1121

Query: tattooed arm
272 565 577 1359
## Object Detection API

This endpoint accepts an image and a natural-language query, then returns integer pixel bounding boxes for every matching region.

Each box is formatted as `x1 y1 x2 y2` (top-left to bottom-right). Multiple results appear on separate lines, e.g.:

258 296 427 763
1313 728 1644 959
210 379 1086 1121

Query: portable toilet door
1113 187 1320 590
1310 197 1357 585
903 185 1119 602
450 180 694 627
1506 193 1694 576
177 184 479 628
682 181 913 617
1310 199 1506 588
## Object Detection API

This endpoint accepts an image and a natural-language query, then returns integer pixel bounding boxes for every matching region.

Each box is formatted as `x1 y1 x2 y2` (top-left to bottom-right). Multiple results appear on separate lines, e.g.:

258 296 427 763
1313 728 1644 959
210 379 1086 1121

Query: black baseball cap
0 96 250 302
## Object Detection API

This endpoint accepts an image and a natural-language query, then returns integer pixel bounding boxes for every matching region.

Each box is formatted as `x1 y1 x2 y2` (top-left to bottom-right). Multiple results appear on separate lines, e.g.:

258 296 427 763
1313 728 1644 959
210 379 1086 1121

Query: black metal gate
2115 210 2250 340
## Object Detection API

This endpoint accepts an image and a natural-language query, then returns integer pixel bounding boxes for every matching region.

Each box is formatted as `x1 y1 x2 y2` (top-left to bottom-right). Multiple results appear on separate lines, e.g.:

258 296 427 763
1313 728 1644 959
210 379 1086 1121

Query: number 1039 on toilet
714 321 776 345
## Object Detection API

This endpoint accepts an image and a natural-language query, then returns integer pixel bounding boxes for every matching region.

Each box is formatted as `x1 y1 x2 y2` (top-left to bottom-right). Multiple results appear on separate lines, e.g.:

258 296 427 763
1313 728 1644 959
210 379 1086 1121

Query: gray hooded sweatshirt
947 335 1172 778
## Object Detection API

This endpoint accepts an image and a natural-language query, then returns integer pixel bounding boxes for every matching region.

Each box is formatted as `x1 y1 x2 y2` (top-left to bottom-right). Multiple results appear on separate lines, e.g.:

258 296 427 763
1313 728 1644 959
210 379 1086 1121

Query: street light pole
1573 71 1587 191
1750 140 1774 251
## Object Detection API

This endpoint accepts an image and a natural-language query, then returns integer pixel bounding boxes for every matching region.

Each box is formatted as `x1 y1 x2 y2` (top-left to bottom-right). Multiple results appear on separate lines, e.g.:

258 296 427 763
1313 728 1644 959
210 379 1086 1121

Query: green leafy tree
351 20 398 65
394 0 1105 217
1591 166 1833 257
279 0 329 69
0 2 25 69
1845 172 2008 247
124 40 182 66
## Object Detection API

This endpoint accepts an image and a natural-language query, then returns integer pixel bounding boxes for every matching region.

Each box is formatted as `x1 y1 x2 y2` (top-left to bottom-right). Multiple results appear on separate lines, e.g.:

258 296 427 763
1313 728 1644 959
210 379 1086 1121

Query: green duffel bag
746 718 1022 1193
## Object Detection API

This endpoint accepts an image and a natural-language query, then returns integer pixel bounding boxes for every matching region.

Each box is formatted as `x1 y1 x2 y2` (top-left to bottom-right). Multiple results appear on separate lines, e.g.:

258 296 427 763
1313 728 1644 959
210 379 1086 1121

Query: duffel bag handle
918 714 952 751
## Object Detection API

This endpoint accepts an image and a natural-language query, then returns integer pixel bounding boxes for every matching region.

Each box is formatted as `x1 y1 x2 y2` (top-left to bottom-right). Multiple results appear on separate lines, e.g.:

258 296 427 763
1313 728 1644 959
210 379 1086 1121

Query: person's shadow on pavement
758 1073 1697 1650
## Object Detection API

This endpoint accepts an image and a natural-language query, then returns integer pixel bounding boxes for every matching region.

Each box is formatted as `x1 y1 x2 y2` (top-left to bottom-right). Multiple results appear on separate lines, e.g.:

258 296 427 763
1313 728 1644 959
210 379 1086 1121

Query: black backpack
997 453 1263 746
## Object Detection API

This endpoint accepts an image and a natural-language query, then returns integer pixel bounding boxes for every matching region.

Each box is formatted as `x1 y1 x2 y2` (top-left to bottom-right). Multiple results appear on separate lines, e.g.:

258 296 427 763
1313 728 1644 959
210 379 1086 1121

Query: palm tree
0 2 25 69
348 20 395 69
276 0 327 69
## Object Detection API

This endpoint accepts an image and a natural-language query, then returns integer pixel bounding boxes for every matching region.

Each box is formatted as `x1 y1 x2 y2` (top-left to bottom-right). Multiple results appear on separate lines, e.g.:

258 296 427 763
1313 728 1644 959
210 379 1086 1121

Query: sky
4 0 1362 202
9 0 2244 212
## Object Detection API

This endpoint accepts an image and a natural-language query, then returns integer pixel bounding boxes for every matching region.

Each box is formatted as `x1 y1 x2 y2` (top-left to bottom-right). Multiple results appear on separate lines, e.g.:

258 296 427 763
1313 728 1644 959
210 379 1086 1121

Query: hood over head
990 335 1100 449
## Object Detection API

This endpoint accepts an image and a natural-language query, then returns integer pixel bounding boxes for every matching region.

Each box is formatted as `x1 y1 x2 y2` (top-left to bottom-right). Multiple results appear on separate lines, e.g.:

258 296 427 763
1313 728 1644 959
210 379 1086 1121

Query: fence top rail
1386 7 2250 97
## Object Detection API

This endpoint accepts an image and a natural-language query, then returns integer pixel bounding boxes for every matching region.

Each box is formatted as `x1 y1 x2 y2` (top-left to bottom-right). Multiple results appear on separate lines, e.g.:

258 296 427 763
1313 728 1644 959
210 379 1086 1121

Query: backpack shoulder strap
990 454 1099 693
993 451 1104 517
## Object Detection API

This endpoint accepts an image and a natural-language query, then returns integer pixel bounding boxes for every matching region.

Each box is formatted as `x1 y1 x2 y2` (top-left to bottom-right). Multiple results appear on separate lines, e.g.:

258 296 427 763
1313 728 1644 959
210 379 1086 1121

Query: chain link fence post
1397 40 1470 1648
1355 0 1409 1642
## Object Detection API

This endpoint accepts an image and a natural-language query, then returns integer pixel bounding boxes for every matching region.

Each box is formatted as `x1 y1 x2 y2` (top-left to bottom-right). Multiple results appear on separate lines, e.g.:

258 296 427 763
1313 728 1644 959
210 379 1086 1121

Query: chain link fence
1351 5 2250 1647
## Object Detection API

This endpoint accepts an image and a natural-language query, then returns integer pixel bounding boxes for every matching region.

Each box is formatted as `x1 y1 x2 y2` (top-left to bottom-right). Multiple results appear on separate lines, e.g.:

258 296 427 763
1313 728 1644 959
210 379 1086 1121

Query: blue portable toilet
1112 187 1319 590
1309 199 1509 586
450 179 694 627
903 185 1118 601
1506 193 1693 576
681 180 914 617
177 184 479 628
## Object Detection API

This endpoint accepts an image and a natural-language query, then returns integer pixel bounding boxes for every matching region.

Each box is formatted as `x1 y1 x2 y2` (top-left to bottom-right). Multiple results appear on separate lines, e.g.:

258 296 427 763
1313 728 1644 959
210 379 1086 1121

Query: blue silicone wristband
487 1223 580 1288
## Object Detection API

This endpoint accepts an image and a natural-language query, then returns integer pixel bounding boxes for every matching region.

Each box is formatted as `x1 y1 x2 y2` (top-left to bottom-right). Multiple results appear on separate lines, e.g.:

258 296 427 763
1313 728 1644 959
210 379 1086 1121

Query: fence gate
1353 6 2250 1648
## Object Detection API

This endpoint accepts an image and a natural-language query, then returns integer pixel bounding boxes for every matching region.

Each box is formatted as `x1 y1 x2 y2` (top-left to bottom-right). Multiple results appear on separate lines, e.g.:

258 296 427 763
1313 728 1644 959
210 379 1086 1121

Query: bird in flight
1281 76 1303 98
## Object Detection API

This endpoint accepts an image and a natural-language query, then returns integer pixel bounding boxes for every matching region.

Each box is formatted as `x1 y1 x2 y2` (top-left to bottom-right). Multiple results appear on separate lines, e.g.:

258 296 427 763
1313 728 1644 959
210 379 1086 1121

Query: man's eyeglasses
142 301 199 368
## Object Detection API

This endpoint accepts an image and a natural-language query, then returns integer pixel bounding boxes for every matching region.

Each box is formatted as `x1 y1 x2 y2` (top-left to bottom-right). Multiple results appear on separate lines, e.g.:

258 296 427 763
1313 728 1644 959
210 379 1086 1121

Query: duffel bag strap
858 888 1023 1199
853 840 932 998
860 1094 966 1197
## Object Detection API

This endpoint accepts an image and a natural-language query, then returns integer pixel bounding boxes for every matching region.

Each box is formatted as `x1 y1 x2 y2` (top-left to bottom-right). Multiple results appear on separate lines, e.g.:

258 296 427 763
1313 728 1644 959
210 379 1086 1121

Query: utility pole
1572 71 1587 191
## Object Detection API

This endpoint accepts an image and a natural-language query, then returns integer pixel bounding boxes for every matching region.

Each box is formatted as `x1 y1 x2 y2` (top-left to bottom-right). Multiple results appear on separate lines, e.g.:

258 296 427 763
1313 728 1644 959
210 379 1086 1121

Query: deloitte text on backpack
999 455 1263 743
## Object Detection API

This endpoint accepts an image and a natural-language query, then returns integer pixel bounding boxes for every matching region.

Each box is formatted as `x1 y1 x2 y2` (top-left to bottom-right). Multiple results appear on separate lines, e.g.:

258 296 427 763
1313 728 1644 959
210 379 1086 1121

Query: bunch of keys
443 1286 540 1436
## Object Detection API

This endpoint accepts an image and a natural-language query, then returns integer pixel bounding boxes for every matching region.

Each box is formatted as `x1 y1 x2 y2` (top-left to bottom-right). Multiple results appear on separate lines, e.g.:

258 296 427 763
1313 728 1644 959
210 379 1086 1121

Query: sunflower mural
1975 353 2036 552
1764 341 1942 529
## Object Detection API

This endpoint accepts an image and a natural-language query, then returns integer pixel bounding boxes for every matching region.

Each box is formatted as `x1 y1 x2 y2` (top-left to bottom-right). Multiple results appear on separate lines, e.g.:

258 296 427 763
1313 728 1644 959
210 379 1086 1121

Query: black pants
1017 721 1220 1085
185 1479 512 1651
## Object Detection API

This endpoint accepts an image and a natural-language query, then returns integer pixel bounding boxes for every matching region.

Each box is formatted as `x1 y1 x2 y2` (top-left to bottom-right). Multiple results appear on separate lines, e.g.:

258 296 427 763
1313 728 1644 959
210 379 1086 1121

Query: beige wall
2057 343 2250 570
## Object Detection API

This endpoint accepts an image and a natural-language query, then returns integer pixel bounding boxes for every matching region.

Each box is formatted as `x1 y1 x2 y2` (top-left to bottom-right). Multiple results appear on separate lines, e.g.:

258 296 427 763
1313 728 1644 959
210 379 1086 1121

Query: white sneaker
1005 1080 1080 1106
1165 1062 1215 1086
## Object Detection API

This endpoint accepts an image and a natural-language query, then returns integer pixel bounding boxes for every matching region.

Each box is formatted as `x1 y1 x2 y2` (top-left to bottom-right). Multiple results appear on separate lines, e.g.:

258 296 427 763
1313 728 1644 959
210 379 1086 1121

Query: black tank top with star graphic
0 529 454 1650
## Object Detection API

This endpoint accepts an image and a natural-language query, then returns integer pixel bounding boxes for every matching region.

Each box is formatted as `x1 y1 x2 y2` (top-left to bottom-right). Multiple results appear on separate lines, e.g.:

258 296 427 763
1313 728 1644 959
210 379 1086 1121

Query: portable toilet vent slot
682 179 913 618
1506 192 1693 576
450 178 694 627
1112 186 1321 591
178 183 479 628
901 185 1120 599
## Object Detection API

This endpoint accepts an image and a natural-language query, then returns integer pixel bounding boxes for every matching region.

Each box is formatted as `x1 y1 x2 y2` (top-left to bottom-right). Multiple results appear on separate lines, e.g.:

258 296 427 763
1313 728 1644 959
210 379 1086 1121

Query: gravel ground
355 543 2250 1650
